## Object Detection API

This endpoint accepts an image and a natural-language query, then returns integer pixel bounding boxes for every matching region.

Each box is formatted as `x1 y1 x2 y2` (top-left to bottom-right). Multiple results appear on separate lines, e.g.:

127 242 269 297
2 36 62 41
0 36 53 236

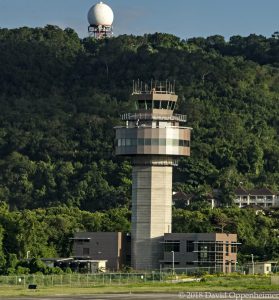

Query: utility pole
251 254 254 275
171 250 175 275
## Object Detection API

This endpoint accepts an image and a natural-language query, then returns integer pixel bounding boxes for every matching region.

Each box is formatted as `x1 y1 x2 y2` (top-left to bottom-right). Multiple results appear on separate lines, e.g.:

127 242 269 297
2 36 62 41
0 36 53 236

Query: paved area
1 295 178 300
3 292 279 300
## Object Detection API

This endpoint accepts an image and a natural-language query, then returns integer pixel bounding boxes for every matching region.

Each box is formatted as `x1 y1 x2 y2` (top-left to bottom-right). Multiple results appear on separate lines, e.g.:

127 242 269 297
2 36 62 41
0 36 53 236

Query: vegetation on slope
0 26 279 267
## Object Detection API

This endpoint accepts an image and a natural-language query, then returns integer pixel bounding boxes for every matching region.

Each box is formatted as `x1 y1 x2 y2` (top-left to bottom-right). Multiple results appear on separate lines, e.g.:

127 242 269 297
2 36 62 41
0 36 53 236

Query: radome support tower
115 81 191 270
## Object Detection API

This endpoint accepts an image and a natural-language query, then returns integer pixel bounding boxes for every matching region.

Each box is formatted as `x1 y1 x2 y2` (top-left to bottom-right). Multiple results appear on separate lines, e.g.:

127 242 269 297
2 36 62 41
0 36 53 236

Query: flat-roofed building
71 232 130 271
161 233 238 273
249 262 273 275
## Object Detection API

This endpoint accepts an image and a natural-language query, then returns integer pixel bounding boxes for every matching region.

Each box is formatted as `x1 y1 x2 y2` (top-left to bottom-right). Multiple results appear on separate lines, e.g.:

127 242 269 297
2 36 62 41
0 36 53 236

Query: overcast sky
0 0 278 39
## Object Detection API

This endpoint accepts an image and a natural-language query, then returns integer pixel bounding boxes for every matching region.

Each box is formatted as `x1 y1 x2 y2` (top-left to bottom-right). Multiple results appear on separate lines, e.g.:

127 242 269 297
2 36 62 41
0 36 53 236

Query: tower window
154 100 161 109
138 139 144 146
144 139 151 146
151 139 159 146
116 138 190 147
146 100 153 109
159 139 166 146
138 101 145 109
161 101 168 109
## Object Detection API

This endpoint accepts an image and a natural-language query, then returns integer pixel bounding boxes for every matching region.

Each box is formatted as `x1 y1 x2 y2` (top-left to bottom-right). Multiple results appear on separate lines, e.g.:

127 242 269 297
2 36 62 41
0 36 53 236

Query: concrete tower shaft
115 81 191 270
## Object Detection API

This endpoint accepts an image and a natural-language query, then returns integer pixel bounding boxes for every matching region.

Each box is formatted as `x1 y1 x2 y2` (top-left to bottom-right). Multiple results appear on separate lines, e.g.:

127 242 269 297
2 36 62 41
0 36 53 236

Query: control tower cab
115 81 191 162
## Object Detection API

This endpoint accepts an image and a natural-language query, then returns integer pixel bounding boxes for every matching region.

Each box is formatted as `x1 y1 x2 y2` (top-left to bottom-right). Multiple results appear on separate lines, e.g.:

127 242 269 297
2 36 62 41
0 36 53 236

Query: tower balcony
121 112 187 123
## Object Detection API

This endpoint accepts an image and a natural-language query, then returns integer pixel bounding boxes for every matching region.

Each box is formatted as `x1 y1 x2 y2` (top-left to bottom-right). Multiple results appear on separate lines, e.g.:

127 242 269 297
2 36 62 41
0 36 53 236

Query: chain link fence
0 266 247 288
0 273 168 287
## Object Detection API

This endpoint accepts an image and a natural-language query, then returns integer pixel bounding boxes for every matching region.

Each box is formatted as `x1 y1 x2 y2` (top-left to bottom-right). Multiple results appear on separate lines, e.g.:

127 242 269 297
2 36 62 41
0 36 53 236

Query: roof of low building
235 187 275 196
235 187 249 195
249 188 275 196
172 191 193 201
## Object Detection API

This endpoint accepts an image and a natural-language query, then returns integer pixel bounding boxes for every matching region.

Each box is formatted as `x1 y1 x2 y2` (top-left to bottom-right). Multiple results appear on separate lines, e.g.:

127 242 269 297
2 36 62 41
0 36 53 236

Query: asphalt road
3 292 279 300
1 295 178 300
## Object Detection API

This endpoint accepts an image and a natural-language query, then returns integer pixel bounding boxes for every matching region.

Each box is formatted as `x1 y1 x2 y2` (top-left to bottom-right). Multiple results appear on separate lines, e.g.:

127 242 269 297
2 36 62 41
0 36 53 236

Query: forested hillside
0 26 279 267
1 26 279 210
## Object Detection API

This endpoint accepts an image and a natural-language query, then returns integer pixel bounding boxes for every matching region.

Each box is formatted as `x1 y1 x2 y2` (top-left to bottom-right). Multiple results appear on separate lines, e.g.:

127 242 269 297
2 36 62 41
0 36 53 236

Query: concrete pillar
131 165 172 270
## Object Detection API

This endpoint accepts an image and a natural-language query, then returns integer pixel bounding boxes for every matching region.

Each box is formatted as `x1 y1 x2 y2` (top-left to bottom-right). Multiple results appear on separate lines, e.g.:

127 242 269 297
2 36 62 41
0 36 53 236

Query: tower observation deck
115 80 191 270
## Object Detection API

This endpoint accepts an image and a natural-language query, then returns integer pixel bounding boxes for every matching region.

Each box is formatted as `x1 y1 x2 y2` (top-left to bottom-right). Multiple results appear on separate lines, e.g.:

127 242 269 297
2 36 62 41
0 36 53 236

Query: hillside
0 26 279 267
1 26 279 211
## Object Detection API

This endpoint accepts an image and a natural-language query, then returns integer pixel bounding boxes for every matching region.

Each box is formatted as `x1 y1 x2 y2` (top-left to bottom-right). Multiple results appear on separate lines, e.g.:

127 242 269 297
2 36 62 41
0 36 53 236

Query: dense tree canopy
1 26 279 265
1 27 279 210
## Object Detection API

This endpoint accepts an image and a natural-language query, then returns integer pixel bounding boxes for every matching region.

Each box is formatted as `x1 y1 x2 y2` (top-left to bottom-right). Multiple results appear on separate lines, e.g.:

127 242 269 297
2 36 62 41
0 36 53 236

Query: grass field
0 275 277 297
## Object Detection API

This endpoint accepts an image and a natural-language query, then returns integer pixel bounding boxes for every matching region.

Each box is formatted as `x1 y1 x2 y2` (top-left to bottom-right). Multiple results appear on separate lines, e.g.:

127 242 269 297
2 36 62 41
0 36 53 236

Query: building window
76 239 89 245
154 100 161 109
226 242 229 256
138 101 145 109
197 243 215 262
164 262 179 266
198 241 215 252
216 253 223 261
144 139 151 146
116 138 190 148
216 242 223 252
83 248 90 256
186 241 194 252
146 100 153 109
199 250 208 260
164 240 180 252
161 101 168 109
138 139 144 146
231 243 237 253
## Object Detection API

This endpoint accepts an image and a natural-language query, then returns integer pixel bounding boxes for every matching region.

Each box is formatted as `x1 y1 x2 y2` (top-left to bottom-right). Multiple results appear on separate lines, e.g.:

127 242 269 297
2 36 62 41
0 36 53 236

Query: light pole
251 254 254 275
171 251 175 275
26 251 30 259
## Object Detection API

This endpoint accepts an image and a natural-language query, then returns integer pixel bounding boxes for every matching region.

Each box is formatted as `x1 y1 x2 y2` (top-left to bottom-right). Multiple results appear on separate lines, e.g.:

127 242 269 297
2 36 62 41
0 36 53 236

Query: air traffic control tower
115 81 191 270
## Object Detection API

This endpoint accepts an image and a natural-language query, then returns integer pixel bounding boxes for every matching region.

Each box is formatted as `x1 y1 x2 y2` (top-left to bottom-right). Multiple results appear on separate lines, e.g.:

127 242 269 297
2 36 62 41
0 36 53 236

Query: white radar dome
87 2 114 26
